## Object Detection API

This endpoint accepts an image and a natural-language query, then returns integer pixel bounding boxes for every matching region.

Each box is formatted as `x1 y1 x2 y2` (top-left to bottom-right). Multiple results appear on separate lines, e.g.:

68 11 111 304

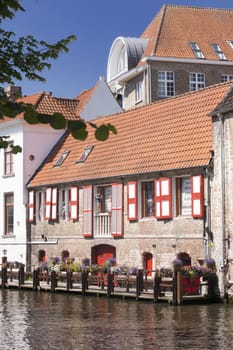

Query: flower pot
182 276 200 295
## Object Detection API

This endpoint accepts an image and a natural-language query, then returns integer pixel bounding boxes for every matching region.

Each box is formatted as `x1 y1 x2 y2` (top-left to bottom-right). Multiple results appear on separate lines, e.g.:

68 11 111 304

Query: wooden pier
0 264 217 305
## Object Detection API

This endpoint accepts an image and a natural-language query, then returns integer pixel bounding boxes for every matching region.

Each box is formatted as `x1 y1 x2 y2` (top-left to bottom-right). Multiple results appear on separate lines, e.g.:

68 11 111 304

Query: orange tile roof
28 82 233 188
0 90 90 125
140 5 233 61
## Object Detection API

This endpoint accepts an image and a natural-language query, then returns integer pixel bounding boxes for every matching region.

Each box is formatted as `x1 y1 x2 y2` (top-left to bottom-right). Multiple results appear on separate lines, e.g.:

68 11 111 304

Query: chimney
5 86 22 101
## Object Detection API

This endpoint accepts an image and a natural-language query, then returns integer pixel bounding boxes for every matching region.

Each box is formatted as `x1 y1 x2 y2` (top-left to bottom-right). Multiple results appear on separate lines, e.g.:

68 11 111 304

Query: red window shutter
70 186 79 220
45 187 52 220
155 178 172 219
51 188 58 220
83 185 93 236
127 182 137 221
191 175 204 218
28 190 35 223
112 183 123 236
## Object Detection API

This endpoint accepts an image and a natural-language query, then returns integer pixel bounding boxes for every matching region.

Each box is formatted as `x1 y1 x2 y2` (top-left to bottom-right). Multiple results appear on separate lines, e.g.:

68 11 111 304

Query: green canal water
0 289 232 350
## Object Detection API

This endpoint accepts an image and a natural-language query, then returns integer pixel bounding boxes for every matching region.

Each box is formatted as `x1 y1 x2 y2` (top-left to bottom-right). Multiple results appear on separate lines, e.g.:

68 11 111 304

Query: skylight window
189 42 205 59
54 151 69 167
211 44 227 60
77 146 94 163
228 41 233 50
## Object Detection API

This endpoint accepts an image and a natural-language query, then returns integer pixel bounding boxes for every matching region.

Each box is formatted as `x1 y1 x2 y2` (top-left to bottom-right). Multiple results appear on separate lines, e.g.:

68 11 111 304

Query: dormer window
77 145 93 163
54 151 69 167
189 42 205 59
211 44 227 60
228 41 233 50
135 80 142 103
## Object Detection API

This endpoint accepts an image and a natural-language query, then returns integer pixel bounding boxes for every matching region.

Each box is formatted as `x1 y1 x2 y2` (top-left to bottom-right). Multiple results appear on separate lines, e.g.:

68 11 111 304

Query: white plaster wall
0 119 64 264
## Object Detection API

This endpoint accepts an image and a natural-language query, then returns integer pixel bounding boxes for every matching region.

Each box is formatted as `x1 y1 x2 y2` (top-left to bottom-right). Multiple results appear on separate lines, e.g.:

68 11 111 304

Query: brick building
27 81 233 296
106 5 233 110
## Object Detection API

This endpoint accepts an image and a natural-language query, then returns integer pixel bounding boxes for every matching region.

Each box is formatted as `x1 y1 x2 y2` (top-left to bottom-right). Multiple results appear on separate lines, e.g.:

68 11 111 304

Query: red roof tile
28 82 233 188
140 5 233 61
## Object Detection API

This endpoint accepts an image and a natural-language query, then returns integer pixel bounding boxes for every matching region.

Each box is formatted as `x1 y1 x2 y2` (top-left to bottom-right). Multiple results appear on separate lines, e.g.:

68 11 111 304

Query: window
4 142 14 176
141 181 154 217
189 73 205 91
211 43 227 60
95 186 112 214
37 191 45 221
59 188 70 220
189 42 205 59
117 46 127 74
77 145 93 163
135 80 142 103
176 177 192 216
54 151 69 167
158 71 175 97
228 41 233 50
221 74 233 82
4 193 14 235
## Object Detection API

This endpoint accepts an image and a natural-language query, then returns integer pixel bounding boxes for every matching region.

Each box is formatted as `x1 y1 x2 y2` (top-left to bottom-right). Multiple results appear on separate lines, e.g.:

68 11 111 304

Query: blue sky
3 0 233 98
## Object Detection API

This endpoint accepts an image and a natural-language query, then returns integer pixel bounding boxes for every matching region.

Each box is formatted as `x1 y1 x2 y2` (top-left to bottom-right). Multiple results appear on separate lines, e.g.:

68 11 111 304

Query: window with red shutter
127 182 138 221
155 178 172 219
191 175 204 218
83 185 93 236
51 188 58 220
28 190 35 223
112 183 123 236
45 187 52 220
70 186 79 220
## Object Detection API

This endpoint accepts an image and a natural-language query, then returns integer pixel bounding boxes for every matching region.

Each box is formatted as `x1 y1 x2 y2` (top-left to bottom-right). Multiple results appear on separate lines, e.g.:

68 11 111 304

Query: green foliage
0 0 117 152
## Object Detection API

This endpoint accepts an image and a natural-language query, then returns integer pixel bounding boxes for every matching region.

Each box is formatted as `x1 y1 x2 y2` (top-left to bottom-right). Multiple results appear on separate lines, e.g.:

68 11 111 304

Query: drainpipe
219 112 227 296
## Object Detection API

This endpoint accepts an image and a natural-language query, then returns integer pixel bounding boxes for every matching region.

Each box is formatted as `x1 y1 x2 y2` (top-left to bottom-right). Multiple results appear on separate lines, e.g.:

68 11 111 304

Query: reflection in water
0 290 233 350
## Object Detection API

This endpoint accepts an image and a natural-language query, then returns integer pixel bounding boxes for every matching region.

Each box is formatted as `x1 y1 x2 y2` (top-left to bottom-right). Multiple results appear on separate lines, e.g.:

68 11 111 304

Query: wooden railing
0 265 217 304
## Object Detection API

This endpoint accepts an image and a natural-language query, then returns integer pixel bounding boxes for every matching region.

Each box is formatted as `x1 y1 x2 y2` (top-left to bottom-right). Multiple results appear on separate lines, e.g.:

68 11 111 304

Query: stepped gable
140 5 233 62
27 82 233 188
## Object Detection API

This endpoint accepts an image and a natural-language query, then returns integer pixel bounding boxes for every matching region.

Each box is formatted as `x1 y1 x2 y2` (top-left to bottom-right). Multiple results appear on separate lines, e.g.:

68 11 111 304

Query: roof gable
140 5 233 61
28 82 233 188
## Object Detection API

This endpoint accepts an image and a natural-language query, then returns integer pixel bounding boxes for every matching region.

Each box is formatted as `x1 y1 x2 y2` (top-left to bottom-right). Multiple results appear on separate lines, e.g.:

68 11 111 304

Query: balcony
94 213 112 237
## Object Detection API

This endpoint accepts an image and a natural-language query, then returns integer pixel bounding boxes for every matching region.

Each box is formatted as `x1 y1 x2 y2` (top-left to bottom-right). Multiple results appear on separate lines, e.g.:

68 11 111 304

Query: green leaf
68 119 86 130
50 112 66 129
37 113 51 124
0 140 9 149
71 127 88 141
11 145 22 154
95 125 109 141
24 106 38 124
107 123 117 135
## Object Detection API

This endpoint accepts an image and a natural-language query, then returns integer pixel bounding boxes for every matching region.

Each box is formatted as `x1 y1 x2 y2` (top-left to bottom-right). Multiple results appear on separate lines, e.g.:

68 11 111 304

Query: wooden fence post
81 271 88 295
153 273 161 303
136 270 143 301
66 270 73 291
18 264 25 287
33 269 39 290
107 271 113 297
1 264 7 288
51 270 57 292
173 271 183 305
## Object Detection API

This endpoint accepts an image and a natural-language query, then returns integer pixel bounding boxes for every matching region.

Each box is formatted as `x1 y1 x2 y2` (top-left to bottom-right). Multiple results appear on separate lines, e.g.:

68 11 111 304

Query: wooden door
92 245 116 266
143 253 153 276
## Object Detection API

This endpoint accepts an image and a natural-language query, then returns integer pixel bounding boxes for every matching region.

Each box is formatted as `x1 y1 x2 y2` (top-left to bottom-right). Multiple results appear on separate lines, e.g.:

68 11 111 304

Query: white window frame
221 74 233 82
189 42 205 59
228 41 233 50
36 190 46 222
59 188 70 221
211 43 227 60
135 80 142 103
158 71 175 97
189 72 205 91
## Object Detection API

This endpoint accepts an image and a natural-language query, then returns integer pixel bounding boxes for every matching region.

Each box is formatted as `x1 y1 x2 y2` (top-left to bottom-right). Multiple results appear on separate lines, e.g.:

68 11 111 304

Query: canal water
0 290 232 350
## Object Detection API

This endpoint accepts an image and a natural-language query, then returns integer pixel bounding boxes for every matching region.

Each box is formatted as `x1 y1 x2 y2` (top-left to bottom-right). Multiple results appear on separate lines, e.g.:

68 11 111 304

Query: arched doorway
38 249 46 263
91 245 116 266
61 250 70 262
177 252 191 266
143 252 153 276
